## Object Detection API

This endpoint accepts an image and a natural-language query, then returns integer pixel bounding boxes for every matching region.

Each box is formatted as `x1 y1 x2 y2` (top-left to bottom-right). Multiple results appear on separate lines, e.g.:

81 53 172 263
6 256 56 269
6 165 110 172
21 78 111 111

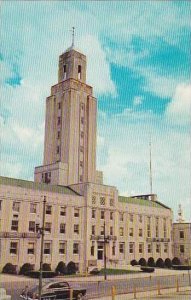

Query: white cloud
166 83 191 123
133 96 143 106
79 35 116 96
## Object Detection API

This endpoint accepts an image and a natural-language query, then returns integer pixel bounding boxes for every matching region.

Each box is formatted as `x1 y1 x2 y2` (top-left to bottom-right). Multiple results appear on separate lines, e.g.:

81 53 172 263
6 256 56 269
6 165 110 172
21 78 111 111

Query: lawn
99 268 140 275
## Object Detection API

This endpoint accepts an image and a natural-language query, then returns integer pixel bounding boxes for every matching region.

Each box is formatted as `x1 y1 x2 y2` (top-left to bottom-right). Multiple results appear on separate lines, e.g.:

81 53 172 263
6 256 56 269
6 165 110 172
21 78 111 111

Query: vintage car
20 281 86 299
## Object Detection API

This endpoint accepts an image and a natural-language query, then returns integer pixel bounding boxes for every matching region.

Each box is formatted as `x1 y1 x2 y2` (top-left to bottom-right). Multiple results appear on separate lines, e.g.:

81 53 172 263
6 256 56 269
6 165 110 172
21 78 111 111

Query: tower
34 41 98 186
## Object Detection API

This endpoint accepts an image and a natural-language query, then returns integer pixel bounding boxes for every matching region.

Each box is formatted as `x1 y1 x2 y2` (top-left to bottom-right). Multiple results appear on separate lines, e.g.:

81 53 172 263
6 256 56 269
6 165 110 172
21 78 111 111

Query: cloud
166 83 191 123
133 96 143 106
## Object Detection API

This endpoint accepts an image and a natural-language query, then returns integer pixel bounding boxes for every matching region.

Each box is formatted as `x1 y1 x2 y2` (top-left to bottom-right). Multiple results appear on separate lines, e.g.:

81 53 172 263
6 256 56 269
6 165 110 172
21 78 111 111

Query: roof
0 176 80 196
118 195 171 209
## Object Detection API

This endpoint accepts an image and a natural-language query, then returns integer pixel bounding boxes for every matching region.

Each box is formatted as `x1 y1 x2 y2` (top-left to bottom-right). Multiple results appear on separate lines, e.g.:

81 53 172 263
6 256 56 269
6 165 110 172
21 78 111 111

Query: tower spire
149 134 153 194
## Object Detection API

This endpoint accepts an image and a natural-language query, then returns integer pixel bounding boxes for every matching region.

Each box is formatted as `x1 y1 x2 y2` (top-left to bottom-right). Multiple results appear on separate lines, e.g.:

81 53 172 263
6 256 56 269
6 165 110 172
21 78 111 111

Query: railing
0 232 39 238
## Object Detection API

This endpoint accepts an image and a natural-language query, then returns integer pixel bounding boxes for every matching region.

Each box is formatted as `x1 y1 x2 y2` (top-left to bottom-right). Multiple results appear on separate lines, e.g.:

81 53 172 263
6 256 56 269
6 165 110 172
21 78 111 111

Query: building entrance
97 243 104 260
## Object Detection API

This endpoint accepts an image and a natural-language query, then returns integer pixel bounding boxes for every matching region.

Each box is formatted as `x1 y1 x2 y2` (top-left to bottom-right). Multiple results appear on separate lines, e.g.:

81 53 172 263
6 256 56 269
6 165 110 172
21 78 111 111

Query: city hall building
0 43 173 273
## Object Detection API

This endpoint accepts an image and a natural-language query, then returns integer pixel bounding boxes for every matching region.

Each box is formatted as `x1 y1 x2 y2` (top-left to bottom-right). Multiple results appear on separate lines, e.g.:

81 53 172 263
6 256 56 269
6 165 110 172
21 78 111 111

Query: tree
67 261 77 275
172 257 181 266
164 258 172 268
139 258 147 266
42 263 51 271
55 261 67 275
148 257 155 267
156 258 164 268
131 259 138 266
19 263 34 275
2 263 17 274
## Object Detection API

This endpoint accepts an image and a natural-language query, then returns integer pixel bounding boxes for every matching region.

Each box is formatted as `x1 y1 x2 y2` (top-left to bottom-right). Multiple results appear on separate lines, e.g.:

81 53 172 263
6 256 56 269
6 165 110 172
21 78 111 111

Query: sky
1 1 191 220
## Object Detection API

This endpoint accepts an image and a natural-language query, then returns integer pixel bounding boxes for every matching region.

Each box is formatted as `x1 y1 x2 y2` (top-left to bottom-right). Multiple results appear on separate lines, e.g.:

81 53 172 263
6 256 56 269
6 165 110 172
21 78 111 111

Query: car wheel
77 293 83 300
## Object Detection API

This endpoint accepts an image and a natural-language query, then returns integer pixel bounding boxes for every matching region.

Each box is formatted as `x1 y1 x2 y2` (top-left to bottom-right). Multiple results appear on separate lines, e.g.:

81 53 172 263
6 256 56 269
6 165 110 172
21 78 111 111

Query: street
1 273 190 300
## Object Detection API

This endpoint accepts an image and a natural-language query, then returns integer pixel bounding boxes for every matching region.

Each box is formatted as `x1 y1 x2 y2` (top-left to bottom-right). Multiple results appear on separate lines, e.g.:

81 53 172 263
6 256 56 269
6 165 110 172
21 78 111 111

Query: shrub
42 263 51 271
172 265 191 270
172 257 181 266
148 257 155 267
67 261 77 275
131 259 138 266
164 258 172 269
141 266 155 273
19 263 34 275
55 261 67 275
156 258 164 268
26 271 56 278
2 263 17 274
139 258 147 266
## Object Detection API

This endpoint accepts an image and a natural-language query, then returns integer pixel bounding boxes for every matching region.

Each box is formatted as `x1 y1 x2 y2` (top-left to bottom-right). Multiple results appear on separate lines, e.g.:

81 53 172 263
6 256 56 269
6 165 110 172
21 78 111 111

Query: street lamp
103 221 110 281
36 196 46 300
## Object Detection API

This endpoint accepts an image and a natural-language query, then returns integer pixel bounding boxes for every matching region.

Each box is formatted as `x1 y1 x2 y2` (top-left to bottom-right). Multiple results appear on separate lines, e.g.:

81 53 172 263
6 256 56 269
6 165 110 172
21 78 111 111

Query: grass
98 268 140 275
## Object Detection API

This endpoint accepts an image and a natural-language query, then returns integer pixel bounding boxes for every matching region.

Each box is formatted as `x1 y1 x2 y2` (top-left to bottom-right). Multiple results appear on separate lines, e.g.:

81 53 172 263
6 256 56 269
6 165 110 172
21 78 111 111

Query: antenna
149 134 153 194
72 26 75 47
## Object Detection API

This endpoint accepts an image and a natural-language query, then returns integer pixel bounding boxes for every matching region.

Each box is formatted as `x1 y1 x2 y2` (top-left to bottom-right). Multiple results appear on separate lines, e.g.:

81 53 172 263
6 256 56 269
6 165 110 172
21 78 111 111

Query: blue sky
1 1 191 220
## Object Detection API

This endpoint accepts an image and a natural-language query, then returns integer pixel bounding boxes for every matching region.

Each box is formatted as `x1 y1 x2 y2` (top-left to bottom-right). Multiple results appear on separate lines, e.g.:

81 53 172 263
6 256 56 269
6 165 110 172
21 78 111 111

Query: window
119 213 123 222
60 223 66 234
11 220 18 231
28 242 35 255
112 243 116 256
139 215 143 223
58 102 61 109
81 117 84 124
119 243 124 254
110 226 113 236
119 227 124 236
80 131 84 138
60 207 66 216
110 198 114 206
73 243 79 254
0 200 2 210
179 230 184 239
92 196 96 205
129 243 134 254
74 208 80 217
130 214 133 222
30 203 37 214
74 224 79 234
59 242 66 254
110 212 113 220
92 225 95 235
45 222 51 233
100 197 105 206
46 205 52 215
79 175 83 182
13 201 20 212
100 226 104 235
10 242 18 254
180 245 184 253
80 146 84 153
78 65 81 80
80 161 83 167
57 146 60 154
139 243 144 254
63 65 66 79
57 117 61 125
156 243 160 253
91 242 95 256
92 209 96 218
164 243 168 253
81 103 84 110
139 228 143 237
129 228 133 237
44 243 51 254
57 131 60 139
29 221 35 232
148 243 152 253
147 224 151 237
101 211 105 220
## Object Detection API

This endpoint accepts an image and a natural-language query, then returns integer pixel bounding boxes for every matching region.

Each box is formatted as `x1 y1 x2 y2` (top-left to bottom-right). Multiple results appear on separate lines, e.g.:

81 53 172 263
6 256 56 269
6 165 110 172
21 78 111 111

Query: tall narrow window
63 65 66 80
78 65 81 80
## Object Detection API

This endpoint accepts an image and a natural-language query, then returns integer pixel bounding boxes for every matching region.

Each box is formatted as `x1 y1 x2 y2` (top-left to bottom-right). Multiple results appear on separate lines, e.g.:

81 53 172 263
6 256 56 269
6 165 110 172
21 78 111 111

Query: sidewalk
0 267 189 283
89 286 191 300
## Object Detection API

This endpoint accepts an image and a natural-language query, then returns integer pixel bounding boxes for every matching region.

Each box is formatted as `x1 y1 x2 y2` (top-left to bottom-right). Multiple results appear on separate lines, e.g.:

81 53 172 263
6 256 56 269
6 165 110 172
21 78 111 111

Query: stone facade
172 222 191 264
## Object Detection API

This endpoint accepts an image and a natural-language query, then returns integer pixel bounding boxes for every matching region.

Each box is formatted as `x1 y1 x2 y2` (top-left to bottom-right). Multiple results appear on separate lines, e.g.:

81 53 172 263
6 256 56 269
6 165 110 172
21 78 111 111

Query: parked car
89 268 100 275
20 281 86 299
